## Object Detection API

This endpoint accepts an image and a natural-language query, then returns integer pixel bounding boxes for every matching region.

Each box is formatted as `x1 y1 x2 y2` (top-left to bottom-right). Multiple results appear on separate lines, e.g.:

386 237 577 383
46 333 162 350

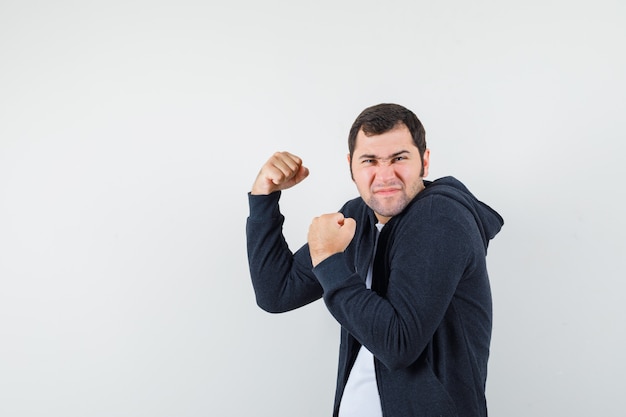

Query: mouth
373 187 402 196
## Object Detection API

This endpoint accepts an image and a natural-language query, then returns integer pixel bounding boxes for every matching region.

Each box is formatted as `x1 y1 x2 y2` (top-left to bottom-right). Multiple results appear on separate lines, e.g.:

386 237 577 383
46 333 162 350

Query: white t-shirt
338 224 384 417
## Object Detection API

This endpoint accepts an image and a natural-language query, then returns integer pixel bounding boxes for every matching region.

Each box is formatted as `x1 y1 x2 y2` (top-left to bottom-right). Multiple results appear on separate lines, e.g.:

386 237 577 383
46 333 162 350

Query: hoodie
246 176 504 417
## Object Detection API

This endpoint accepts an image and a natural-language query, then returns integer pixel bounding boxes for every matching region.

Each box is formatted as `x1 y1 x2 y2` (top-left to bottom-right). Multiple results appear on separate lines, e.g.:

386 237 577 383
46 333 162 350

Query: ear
421 149 430 178
347 153 354 181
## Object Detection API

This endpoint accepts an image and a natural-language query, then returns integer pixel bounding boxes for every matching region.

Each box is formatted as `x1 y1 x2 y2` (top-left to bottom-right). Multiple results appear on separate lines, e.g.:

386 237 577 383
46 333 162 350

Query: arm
246 152 323 312
311 197 476 370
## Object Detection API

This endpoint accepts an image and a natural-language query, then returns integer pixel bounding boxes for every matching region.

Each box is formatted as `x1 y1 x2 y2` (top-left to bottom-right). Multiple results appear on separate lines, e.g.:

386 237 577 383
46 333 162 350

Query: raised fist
308 213 357 267
251 151 309 195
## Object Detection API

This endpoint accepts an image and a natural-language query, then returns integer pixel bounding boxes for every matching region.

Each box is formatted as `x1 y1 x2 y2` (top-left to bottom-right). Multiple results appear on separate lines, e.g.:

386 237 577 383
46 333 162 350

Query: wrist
310 248 340 268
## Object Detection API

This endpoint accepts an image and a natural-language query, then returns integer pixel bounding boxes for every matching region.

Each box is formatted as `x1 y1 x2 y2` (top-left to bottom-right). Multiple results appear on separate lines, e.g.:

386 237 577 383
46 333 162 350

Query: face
349 124 430 224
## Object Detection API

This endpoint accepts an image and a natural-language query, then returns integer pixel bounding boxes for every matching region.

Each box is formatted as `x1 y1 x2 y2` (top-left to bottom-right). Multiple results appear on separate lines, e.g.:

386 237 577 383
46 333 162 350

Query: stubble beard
366 180 423 220
367 192 411 219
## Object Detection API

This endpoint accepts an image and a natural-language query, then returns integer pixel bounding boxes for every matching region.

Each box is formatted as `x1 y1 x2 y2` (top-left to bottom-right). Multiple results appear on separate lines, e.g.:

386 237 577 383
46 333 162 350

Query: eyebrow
358 150 411 160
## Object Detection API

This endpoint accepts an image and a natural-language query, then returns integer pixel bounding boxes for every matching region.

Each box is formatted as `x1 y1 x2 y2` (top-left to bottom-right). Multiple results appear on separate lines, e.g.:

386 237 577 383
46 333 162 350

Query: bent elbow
255 296 290 314
378 354 417 372
374 341 423 371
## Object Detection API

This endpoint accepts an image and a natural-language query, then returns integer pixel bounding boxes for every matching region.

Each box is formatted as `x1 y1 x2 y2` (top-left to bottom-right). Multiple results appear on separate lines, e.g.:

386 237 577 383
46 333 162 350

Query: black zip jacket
246 176 504 417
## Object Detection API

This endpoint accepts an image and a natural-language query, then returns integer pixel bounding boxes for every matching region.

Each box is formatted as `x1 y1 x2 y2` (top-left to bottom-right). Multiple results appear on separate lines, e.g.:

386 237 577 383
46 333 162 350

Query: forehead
354 124 417 155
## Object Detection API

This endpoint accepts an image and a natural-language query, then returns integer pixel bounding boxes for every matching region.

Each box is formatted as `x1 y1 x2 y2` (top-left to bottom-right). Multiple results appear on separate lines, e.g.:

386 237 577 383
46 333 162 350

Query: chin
369 200 409 219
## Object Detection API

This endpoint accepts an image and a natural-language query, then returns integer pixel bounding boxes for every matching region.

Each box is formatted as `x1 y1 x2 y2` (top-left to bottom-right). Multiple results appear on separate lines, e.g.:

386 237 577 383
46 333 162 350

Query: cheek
396 165 421 182
353 171 373 190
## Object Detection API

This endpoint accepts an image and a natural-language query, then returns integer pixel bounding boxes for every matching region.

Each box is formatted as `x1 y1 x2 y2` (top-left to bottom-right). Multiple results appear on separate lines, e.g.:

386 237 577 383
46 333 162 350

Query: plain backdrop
1 1 625 416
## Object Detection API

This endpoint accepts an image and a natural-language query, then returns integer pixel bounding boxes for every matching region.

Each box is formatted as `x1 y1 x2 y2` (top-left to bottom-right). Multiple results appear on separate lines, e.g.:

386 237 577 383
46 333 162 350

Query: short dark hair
348 103 427 160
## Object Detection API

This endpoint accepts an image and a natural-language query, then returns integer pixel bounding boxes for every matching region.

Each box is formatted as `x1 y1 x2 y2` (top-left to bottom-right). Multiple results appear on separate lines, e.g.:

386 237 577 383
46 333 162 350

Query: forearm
313 253 430 370
313 220 469 371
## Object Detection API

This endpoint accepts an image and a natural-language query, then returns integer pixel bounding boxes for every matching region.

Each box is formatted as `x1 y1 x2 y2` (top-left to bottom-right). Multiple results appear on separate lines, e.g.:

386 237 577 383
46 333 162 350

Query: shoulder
339 196 370 218
394 179 480 236
405 192 472 225
415 177 479 217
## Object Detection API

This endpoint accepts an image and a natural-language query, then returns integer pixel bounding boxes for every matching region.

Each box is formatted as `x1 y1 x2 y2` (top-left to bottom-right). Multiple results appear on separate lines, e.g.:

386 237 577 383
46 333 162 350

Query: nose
374 161 397 182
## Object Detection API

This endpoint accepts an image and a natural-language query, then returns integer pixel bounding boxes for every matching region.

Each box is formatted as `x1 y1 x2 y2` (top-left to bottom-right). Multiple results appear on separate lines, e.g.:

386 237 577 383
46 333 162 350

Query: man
246 103 504 417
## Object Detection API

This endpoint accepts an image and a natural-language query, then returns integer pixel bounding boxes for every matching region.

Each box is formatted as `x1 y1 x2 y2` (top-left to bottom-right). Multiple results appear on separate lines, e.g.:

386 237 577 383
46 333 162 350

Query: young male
246 103 504 417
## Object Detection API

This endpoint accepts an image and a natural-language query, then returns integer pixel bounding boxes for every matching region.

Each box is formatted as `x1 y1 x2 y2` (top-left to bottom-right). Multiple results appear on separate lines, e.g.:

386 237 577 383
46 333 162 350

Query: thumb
293 165 310 185
341 217 357 236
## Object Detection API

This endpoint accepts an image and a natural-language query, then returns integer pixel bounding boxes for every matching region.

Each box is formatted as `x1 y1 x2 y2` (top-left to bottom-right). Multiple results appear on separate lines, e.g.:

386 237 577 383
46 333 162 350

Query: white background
1 1 624 416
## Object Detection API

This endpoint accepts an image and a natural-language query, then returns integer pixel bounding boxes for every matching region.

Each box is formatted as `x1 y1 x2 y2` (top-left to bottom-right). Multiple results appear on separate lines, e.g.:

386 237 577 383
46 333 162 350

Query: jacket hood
419 176 504 250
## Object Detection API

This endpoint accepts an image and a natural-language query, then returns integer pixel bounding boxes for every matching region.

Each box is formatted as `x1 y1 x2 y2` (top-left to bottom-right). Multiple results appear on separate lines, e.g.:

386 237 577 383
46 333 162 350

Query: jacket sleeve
313 195 478 370
246 192 323 313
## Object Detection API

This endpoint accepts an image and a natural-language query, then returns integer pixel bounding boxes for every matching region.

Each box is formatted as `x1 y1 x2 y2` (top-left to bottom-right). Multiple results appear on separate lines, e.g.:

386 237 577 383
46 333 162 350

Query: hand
308 213 357 267
251 152 310 195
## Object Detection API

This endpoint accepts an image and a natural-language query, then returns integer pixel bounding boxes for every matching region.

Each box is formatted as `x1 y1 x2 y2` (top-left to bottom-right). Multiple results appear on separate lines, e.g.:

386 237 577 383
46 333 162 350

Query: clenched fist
251 151 309 195
308 213 357 267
